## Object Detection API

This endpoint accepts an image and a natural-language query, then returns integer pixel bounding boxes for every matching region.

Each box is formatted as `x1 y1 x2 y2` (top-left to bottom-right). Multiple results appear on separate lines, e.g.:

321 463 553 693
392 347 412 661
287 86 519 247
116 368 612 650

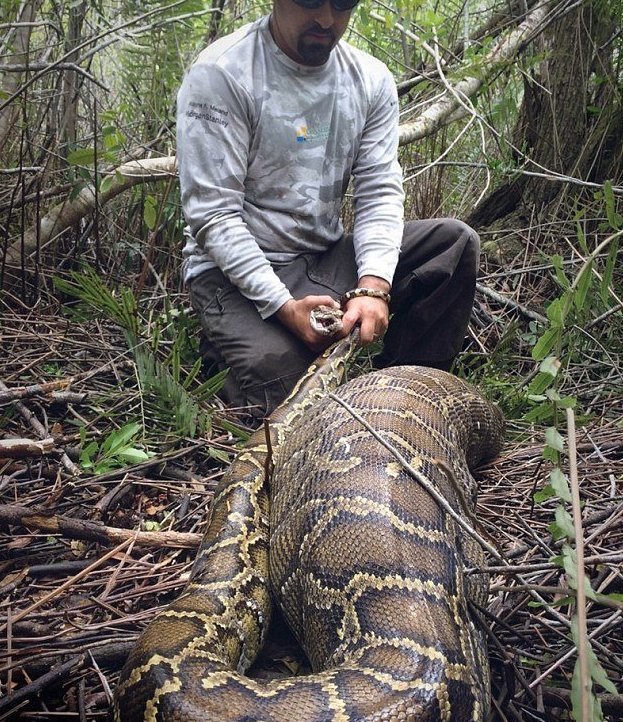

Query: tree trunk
60 0 88 148
0 0 45 159
468 0 622 229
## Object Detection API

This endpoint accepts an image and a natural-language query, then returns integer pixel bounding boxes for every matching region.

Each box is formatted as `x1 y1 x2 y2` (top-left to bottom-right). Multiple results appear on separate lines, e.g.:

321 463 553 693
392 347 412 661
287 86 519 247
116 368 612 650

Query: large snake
113 333 504 721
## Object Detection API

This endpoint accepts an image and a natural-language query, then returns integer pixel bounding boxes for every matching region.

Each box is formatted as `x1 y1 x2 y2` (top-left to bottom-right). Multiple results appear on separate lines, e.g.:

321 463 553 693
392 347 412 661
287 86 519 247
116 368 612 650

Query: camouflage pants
188 218 479 421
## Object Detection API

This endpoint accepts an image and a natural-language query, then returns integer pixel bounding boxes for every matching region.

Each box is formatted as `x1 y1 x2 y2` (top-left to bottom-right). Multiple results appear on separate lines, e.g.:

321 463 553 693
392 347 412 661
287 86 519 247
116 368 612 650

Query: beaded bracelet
341 287 391 306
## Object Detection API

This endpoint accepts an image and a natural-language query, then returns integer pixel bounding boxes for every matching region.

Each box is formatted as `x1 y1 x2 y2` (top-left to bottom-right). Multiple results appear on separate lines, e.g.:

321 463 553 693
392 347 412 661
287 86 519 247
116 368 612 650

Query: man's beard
297 26 336 66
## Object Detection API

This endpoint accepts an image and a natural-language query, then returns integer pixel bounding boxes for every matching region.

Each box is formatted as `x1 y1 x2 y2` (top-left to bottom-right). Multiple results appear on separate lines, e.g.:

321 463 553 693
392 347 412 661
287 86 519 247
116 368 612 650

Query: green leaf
216 417 250 442
79 441 99 469
67 147 97 165
550 595 574 608
103 422 141 455
209 447 232 464
54 267 138 337
555 395 577 409
576 220 589 254
69 180 87 201
532 327 560 360
195 368 229 398
523 403 555 424
546 298 566 327
527 599 546 608
144 195 158 231
604 180 623 230
555 509 575 542
99 175 115 194
573 261 593 313
102 126 125 150
562 544 596 599
539 356 561 378
181 357 203 390
94 459 116 474
587 644 618 694
545 427 565 453
527 371 555 396
561 545 579 586
534 484 556 504
116 447 151 464
570 657 586 722
66 146 117 166
551 254 570 289
601 238 619 305
550 468 572 503
542 444 560 463
100 171 124 195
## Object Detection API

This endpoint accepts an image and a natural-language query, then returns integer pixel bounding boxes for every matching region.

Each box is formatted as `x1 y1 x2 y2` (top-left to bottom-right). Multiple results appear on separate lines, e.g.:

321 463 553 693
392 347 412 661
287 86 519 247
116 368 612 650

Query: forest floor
0 227 622 721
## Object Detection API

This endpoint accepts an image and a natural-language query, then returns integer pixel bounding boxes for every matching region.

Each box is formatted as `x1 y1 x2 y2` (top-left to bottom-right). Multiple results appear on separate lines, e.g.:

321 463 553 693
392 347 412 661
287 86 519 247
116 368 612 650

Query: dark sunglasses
292 0 360 11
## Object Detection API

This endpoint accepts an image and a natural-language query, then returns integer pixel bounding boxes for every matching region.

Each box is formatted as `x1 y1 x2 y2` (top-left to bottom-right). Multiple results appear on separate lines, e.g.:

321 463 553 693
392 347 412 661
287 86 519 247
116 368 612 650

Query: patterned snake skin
113 335 504 721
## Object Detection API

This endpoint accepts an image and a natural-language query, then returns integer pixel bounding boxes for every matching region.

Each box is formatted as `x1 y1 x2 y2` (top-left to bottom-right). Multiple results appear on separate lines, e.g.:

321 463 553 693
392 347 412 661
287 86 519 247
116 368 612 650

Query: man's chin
298 40 334 66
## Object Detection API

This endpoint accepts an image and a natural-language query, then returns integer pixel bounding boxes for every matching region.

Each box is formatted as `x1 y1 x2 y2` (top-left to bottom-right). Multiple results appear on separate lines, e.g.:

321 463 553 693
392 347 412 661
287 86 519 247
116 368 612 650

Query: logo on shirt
295 123 330 144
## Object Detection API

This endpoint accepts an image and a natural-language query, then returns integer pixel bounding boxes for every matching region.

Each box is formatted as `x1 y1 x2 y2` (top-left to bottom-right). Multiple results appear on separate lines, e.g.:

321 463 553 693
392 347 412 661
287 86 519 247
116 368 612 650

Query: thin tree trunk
0 0 45 159
60 0 88 148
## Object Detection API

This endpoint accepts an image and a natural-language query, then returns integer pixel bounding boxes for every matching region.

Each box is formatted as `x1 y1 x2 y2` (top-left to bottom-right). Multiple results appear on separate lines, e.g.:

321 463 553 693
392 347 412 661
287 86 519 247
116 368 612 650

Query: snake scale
113 334 504 722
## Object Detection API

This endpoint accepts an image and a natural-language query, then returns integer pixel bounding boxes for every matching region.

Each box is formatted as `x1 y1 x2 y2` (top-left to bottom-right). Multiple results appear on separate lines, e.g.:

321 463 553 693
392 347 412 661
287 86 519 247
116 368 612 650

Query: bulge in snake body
114 363 504 722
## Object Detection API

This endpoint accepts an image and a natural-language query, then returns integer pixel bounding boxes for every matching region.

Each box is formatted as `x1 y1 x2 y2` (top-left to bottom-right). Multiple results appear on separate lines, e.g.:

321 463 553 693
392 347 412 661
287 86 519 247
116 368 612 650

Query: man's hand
276 295 342 352
340 275 391 345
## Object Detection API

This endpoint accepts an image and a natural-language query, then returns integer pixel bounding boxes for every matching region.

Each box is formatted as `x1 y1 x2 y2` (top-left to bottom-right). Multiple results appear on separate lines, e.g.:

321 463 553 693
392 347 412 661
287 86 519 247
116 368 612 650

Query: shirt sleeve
177 62 293 318
351 69 405 286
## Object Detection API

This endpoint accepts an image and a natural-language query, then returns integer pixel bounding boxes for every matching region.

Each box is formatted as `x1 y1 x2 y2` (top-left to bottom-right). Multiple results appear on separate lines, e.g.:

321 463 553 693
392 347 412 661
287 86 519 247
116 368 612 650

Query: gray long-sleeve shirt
177 15 404 318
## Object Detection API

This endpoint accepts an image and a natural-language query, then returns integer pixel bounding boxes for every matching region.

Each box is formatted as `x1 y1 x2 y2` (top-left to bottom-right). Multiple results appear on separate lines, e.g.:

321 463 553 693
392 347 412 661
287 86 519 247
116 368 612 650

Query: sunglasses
292 0 360 11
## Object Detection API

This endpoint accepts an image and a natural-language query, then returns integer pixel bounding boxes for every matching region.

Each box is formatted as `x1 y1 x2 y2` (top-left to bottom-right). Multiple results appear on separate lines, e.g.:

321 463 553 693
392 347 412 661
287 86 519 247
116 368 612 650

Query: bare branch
3 158 176 267
397 0 554 146
0 504 202 549
0 437 55 459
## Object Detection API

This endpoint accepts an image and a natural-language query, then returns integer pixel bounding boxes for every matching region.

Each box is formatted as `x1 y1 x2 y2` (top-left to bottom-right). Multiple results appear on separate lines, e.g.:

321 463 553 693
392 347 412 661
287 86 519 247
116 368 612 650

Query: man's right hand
276 295 342 352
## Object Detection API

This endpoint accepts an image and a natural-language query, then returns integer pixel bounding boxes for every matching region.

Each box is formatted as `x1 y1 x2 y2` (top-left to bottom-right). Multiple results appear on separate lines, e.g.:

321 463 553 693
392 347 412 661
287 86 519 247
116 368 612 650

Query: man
177 0 479 421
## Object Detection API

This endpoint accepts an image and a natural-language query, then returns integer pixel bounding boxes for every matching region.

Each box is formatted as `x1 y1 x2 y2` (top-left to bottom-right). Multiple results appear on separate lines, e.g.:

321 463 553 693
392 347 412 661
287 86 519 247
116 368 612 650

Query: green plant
54 267 139 342
79 422 153 474
54 268 226 437
524 204 623 720
533 399 618 722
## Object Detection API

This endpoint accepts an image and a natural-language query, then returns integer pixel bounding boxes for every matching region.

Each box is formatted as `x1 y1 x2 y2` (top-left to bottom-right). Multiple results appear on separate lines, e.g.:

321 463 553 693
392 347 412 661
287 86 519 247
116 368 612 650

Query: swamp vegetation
0 0 622 719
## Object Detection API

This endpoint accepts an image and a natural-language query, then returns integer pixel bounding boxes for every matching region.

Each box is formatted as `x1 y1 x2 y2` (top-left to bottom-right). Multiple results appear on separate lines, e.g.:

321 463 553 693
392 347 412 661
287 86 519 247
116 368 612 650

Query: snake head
310 305 344 336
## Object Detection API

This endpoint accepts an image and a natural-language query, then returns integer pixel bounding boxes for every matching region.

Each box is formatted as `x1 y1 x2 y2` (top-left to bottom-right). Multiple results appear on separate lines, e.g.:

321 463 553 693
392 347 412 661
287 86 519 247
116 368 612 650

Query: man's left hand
340 275 391 345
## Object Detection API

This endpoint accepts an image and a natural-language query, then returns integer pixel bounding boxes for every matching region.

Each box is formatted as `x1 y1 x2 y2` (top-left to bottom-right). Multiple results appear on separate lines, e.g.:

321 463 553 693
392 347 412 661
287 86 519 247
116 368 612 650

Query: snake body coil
114 337 504 721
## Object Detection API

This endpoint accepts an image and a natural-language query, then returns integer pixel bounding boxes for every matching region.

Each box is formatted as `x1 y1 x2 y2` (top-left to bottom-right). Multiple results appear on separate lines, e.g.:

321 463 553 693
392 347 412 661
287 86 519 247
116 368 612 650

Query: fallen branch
0 381 79 476
0 437 55 459
5 640 136 682
0 503 202 549
476 281 548 324
0 653 89 716
1 538 134 628
3 157 176 268
0 358 134 406
541 685 623 717
0 377 75 405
